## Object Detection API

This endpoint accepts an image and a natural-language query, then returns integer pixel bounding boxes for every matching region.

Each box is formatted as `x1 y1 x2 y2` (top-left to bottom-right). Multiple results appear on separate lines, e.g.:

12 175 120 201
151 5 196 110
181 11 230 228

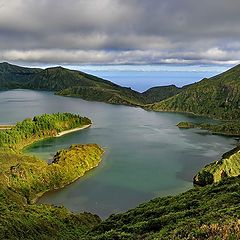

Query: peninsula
0 113 105 239
0 112 92 151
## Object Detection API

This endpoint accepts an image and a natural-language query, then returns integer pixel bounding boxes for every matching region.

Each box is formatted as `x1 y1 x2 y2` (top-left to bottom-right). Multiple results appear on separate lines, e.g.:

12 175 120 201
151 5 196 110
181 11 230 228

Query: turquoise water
0 89 235 218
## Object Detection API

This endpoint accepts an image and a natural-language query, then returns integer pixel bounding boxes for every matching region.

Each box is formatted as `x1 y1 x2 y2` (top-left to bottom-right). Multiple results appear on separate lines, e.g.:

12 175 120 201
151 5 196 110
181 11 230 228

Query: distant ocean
82 70 223 92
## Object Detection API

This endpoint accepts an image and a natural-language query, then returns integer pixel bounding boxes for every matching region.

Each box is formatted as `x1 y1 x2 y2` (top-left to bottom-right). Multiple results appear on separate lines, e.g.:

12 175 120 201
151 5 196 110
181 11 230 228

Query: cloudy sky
0 0 240 67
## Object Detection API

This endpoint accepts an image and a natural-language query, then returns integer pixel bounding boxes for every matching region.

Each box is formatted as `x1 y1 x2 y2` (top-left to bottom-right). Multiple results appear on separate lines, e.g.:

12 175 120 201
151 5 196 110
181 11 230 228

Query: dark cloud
0 0 239 65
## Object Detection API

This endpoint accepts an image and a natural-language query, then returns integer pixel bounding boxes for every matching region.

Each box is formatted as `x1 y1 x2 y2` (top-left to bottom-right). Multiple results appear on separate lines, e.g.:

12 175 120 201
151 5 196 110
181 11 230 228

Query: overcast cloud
0 0 240 66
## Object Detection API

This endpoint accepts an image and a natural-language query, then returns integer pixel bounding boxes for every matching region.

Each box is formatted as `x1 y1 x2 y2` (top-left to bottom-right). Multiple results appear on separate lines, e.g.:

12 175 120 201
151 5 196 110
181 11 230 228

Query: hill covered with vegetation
0 62 185 106
2 62 240 119
141 85 182 104
147 64 240 120
0 144 104 239
176 120 240 188
0 113 105 239
0 62 148 106
193 146 240 187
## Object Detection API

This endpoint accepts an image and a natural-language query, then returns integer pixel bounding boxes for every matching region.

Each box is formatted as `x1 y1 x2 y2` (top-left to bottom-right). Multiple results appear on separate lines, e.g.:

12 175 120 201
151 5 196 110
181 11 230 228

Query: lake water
0 89 235 218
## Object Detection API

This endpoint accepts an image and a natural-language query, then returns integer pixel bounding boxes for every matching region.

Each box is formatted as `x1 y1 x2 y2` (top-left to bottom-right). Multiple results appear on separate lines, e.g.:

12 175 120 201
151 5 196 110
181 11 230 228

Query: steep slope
193 146 240 186
142 84 182 103
147 65 240 120
0 62 41 89
24 66 124 91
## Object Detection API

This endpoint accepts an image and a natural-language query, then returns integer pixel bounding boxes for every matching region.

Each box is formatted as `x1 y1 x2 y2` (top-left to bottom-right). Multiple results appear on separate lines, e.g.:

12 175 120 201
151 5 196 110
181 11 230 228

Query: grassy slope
0 144 104 239
0 62 41 89
0 200 101 240
57 86 145 106
2 62 240 117
0 113 105 239
2 63 240 239
0 144 104 203
147 64 240 120
193 146 240 186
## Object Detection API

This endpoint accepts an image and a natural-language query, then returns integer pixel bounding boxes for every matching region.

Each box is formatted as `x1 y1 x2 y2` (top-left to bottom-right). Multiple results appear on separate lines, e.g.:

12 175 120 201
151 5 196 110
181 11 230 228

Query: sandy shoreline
55 124 92 137
0 124 15 130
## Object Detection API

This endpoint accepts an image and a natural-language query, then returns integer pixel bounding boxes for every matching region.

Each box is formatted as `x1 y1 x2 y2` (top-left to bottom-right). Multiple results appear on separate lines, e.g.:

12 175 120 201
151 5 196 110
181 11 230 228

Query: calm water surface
0 89 235 218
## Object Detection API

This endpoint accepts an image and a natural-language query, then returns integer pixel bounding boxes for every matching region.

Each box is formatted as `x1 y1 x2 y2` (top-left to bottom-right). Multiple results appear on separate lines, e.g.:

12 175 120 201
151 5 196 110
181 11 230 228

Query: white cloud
0 0 240 65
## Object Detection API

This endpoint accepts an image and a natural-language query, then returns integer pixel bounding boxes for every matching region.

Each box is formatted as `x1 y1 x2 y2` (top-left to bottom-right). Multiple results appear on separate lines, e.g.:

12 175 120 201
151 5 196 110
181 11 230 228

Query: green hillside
0 62 186 106
2 139 240 240
142 84 182 103
0 62 146 106
193 146 240 187
0 113 104 239
0 62 41 89
2 62 240 116
147 65 240 120
2 63 240 239
57 86 145 106
0 144 103 239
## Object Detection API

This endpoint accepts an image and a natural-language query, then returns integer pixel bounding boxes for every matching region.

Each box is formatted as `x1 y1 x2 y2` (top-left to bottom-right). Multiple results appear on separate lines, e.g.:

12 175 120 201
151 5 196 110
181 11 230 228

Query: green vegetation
0 112 91 150
0 62 146 106
177 121 196 129
194 146 240 186
177 121 240 186
142 85 182 104
87 176 240 240
0 144 104 203
0 201 101 240
0 113 104 239
57 86 145 106
147 64 240 120
0 62 185 106
3 63 240 239
177 121 240 136
0 144 103 239
3 140 240 240
0 62 41 89
2 62 240 120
